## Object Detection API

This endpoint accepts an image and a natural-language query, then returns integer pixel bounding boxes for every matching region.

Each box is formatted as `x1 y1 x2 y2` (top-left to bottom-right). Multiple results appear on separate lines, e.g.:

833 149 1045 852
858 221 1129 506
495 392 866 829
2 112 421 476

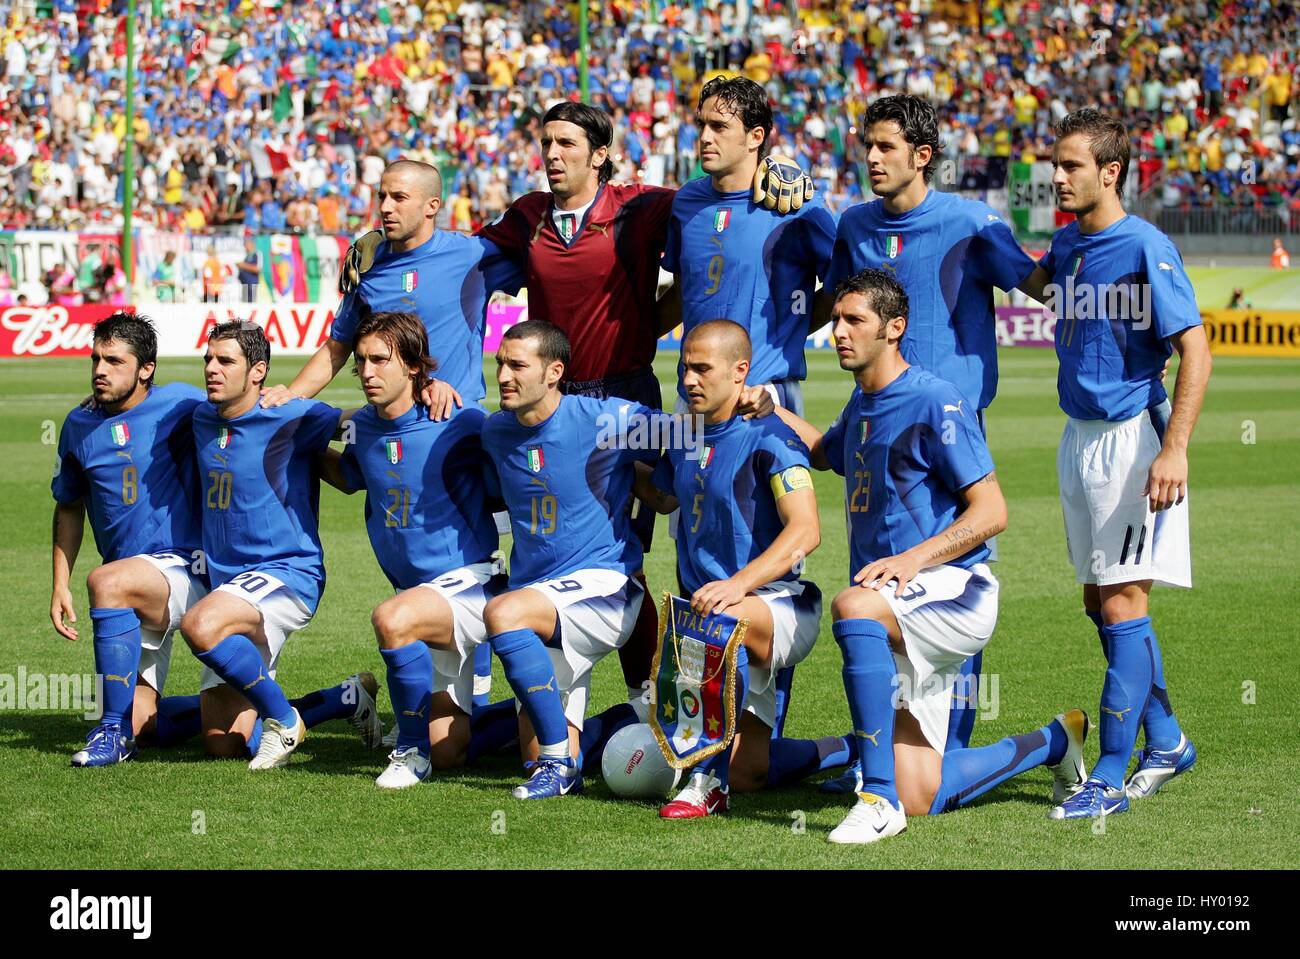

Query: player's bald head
383 159 443 203
683 319 752 365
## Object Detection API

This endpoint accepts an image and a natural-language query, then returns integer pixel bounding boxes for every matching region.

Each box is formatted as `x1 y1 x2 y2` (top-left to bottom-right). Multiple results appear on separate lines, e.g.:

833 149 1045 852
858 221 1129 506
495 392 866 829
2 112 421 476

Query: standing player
632 321 824 818
662 76 837 418
1040 110 1210 818
264 158 520 709
179 322 382 767
479 320 663 800
316 311 513 788
774 270 1088 843
50 313 208 765
820 95 1043 779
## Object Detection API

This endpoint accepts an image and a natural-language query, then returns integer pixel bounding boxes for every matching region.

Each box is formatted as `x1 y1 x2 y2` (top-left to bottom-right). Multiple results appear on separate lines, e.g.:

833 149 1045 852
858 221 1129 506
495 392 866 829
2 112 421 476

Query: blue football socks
90 607 142 729
929 718 1068 814
490 628 569 756
195 635 295 727
380 643 433 753
767 734 854 787
150 694 202 747
467 698 521 764
834 618 899 806
1092 617 1156 788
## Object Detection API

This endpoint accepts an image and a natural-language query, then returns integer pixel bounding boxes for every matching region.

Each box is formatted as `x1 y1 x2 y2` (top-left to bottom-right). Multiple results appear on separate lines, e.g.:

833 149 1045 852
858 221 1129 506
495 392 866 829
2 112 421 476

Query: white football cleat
346 672 384 749
828 792 907 845
248 709 307 771
1049 708 1091 804
376 747 432 790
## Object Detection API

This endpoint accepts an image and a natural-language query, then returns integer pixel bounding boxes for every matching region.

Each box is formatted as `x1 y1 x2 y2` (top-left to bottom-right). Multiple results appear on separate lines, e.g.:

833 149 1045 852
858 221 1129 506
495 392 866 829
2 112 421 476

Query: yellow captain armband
771 466 813 499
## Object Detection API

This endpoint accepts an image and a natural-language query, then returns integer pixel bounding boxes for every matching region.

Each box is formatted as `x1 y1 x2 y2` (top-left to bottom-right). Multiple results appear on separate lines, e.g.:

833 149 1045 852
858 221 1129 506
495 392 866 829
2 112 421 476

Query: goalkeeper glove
753 154 815 214
338 229 385 295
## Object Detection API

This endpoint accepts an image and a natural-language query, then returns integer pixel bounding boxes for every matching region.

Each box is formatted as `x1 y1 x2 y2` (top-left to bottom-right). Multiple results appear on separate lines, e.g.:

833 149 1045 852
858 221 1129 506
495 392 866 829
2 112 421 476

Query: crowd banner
1200 310 1300 357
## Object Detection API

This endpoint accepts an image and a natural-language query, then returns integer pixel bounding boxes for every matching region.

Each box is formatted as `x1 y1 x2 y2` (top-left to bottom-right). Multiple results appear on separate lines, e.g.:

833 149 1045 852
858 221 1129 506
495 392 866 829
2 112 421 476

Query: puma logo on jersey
528 476 552 492
586 222 609 236
114 450 133 462
943 400 965 415
526 678 555 694
242 669 268 692
1158 262 1174 271
855 728 882 747
104 672 133 689
1101 706 1133 722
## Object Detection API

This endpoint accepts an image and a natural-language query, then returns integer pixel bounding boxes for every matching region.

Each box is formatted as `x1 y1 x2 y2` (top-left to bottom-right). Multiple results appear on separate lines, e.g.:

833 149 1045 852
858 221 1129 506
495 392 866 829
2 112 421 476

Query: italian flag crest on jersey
218 426 232 450
109 422 130 446
714 209 731 233
402 270 418 293
385 439 402 464
699 445 714 468
527 446 544 472
1070 254 1085 276
886 234 902 259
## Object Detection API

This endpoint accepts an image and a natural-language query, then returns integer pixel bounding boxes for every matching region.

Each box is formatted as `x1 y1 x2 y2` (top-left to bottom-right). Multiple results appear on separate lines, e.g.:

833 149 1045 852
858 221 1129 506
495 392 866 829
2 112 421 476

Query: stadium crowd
0 0 1297 236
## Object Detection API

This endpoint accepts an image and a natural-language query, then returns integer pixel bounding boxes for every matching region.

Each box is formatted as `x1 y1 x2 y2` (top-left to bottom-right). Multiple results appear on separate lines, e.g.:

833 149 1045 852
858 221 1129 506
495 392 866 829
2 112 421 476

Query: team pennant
385 439 402 464
218 426 232 450
649 593 748 769
714 209 731 233
886 234 902 259
526 445 544 473
402 270 418 293
109 422 130 446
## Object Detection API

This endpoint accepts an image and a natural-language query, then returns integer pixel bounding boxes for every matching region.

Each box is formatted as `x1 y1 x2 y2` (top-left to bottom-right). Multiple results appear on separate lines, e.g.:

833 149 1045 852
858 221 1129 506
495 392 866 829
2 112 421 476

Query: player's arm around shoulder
771 405 832 471
1146 324 1212 512
262 337 352 408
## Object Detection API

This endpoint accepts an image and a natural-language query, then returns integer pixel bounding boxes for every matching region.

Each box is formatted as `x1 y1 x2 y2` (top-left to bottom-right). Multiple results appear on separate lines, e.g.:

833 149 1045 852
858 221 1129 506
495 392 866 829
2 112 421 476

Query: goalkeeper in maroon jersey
339 100 814 715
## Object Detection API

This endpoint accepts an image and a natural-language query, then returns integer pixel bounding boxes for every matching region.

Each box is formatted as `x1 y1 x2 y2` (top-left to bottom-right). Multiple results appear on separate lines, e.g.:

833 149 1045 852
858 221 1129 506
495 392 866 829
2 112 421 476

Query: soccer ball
601 723 681 798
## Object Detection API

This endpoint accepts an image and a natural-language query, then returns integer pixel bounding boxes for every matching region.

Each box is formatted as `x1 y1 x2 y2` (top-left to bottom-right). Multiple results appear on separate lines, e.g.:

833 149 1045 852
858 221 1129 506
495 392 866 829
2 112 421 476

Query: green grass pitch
1 349 1296 869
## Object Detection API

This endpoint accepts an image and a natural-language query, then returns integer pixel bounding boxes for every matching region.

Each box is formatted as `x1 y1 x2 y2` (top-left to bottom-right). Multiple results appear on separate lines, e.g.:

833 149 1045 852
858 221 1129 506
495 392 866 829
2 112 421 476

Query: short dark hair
1055 107 1131 194
542 101 614 183
501 319 570 371
863 94 942 183
94 312 157 388
353 311 438 403
208 320 271 377
698 76 773 157
833 269 909 334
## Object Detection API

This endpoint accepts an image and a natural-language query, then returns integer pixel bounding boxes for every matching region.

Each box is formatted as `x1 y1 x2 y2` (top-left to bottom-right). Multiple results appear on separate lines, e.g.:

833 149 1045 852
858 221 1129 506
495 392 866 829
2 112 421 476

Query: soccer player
50 313 208 765
775 270 1088 843
1039 110 1210 818
316 311 513 788
632 320 823 818
479 320 661 800
179 322 382 768
662 76 837 418
820 95 1042 777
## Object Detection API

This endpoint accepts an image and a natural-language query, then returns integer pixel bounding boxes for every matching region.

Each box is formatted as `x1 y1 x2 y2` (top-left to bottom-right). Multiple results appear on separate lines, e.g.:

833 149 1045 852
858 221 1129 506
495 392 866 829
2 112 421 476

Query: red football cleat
659 772 729 819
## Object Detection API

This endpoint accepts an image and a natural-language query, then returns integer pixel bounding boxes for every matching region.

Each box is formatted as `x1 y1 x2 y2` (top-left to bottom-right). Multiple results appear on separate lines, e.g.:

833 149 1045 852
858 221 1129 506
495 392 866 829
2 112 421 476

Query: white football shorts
525 569 644 729
201 570 314 693
879 562 1000 755
137 550 210 693
416 561 507 713
1058 409 1192 589
744 580 822 730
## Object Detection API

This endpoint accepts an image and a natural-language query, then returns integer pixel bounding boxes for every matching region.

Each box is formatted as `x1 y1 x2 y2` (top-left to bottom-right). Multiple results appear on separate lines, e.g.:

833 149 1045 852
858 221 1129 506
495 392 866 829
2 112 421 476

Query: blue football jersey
826 190 1035 410
662 177 836 394
822 367 995 576
51 382 205 563
192 399 341 612
340 403 498 590
651 414 812 595
481 395 659 587
1039 215 1201 421
331 231 523 404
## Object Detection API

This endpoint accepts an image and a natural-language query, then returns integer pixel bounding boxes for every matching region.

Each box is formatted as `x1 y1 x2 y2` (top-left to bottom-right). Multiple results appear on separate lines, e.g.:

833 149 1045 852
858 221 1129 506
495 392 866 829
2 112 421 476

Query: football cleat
827 792 907 844
1125 734 1197 801
819 758 862 795
346 672 384 749
1048 709 1091 804
1048 778 1129 820
376 746 432 790
71 723 138 767
248 709 307 771
659 771 729 819
511 757 583 800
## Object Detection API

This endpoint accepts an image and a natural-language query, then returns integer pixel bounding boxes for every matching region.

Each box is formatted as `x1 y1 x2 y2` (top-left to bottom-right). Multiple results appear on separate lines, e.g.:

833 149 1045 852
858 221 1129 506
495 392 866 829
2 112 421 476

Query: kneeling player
179 322 381 768
51 313 209 764
633 320 822 817
318 311 511 788
481 320 659 799
777 271 1088 843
